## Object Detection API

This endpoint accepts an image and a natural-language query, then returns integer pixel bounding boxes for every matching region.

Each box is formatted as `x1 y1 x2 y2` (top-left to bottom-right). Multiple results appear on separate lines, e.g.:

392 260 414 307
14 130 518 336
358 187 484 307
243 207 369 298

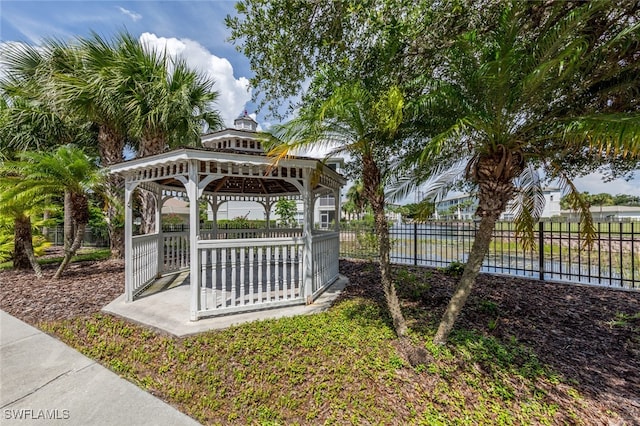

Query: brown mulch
1 256 638 424
0 258 124 323
338 259 640 425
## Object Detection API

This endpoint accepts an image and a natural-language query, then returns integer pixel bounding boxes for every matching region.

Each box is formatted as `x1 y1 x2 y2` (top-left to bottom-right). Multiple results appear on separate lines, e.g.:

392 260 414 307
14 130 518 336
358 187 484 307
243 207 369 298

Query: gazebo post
265 196 271 230
211 195 218 239
187 160 201 321
333 188 341 232
302 175 314 304
155 186 163 277
124 181 135 302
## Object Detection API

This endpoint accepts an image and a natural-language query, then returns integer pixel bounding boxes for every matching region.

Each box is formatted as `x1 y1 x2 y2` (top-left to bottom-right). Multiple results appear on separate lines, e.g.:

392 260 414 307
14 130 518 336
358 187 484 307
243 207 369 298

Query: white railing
128 229 342 318
200 228 303 240
195 237 305 316
311 232 340 297
163 231 189 273
131 233 160 297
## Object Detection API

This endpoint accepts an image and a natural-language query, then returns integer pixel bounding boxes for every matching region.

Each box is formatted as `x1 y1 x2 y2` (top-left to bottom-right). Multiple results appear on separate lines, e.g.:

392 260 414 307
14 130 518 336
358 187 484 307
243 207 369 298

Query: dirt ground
1 256 638 424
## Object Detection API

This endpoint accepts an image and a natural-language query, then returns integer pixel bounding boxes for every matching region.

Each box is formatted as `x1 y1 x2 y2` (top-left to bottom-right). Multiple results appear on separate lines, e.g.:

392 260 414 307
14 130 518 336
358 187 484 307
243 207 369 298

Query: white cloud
117 6 142 22
573 172 640 196
139 33 251 128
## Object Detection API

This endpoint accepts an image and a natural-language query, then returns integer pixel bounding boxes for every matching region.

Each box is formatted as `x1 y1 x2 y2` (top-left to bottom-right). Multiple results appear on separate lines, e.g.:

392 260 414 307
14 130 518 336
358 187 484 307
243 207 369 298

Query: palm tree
0 81 94 267
0 178 44 278
0 37 125 257
66 33 131 257
344 180 368 220
269 82 409 338
111 35 224 233
405 1 640 344
3 145 103 278
1 32 225 252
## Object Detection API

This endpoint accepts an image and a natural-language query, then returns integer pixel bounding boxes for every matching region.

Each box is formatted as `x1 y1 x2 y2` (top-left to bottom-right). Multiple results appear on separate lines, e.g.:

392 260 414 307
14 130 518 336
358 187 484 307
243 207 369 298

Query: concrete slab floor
102 274 348 337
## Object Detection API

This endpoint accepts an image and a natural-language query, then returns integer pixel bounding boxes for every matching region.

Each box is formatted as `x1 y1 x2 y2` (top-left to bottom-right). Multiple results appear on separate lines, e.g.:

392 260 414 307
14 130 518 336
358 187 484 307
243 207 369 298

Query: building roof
588 206 640 213
438 187 562 203
560 205 640 217
108 147 346 198
161 197 189 215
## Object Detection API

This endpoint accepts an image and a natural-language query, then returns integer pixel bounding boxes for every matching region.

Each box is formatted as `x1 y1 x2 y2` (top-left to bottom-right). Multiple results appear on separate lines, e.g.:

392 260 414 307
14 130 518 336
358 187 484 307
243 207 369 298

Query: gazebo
109 137 346 321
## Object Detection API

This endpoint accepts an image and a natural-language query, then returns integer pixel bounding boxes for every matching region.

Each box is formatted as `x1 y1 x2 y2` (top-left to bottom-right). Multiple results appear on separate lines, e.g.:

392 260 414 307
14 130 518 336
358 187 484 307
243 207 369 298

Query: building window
319 195 334 207
320 211 335 229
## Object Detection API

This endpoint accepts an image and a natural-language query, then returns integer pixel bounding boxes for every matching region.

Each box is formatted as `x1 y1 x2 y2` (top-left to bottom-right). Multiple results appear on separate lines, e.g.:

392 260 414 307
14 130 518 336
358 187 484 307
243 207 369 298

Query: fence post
414 222 418 266
538 221 545 281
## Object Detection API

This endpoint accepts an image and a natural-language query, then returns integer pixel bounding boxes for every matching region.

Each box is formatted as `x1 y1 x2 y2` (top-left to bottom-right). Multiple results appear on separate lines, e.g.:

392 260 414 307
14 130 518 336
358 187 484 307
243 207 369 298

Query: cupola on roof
234 110 258 131
201 110 264 154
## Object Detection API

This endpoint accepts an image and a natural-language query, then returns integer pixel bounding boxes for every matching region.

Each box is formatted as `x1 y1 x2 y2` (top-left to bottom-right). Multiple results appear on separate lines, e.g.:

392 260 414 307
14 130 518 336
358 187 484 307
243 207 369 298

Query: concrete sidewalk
0 310 200 426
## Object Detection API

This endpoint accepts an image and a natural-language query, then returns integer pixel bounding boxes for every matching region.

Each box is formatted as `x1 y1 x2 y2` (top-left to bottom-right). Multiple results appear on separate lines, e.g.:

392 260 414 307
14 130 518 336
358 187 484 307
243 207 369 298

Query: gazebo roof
109 147 346 198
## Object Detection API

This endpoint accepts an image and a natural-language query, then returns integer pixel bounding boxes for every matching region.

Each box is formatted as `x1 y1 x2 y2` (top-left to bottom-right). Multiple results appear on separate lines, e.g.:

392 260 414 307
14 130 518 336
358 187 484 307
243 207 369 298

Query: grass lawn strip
42 299 590 425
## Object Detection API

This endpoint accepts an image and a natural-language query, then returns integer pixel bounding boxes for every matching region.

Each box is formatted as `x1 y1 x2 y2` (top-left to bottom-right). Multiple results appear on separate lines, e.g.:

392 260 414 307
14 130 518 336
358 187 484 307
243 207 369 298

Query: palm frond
554 170 596 248
561 114 640 159
419 158 468 202
511 165 545 251
390 158 468 203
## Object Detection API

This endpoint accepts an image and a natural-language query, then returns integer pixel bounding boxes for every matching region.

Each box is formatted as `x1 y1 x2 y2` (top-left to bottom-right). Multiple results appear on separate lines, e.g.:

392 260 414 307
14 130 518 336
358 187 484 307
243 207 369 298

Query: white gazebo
109 146 346 321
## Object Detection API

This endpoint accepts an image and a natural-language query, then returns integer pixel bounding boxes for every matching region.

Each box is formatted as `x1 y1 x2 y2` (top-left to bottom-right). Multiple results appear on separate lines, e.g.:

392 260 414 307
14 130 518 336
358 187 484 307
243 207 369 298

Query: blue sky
1 0 258 126
2 1 249 74
1 0 638 197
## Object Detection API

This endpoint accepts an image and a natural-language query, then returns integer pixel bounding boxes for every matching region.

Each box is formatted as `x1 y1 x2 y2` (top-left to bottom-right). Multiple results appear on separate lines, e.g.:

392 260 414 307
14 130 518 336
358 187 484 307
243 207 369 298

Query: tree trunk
108 216 125 258
42 196 51 240
139 190 157 235
138 131 166 234
63 191 73 252
362 153 408 338
433 150 521 345
55 193 89 279
373 201 408 337
104 174 125 259
14 214 42 278
13 214 31 270
54 223 85 279
98 125 125 259
432 210 499 345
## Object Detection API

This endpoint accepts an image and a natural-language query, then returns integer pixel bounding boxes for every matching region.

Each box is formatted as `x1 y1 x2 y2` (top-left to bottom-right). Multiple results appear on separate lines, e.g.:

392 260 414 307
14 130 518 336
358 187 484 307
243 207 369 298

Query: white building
562 205 640 222
162 112 343 228
435 187 562 221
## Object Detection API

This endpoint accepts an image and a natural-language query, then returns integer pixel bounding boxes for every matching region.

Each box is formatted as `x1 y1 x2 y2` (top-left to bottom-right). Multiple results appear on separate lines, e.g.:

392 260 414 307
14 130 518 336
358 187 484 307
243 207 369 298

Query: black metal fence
340 221 640 290
44 226 110 248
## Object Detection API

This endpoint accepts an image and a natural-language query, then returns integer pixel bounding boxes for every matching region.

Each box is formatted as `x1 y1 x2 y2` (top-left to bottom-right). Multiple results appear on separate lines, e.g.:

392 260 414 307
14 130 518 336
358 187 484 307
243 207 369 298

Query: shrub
441 261 465 277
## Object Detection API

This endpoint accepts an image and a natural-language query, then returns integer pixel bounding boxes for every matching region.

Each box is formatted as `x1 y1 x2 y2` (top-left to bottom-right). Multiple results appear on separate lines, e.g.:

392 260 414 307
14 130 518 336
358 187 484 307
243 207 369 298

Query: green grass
41 296 587 425
607 311 640 329
0 247 111 271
